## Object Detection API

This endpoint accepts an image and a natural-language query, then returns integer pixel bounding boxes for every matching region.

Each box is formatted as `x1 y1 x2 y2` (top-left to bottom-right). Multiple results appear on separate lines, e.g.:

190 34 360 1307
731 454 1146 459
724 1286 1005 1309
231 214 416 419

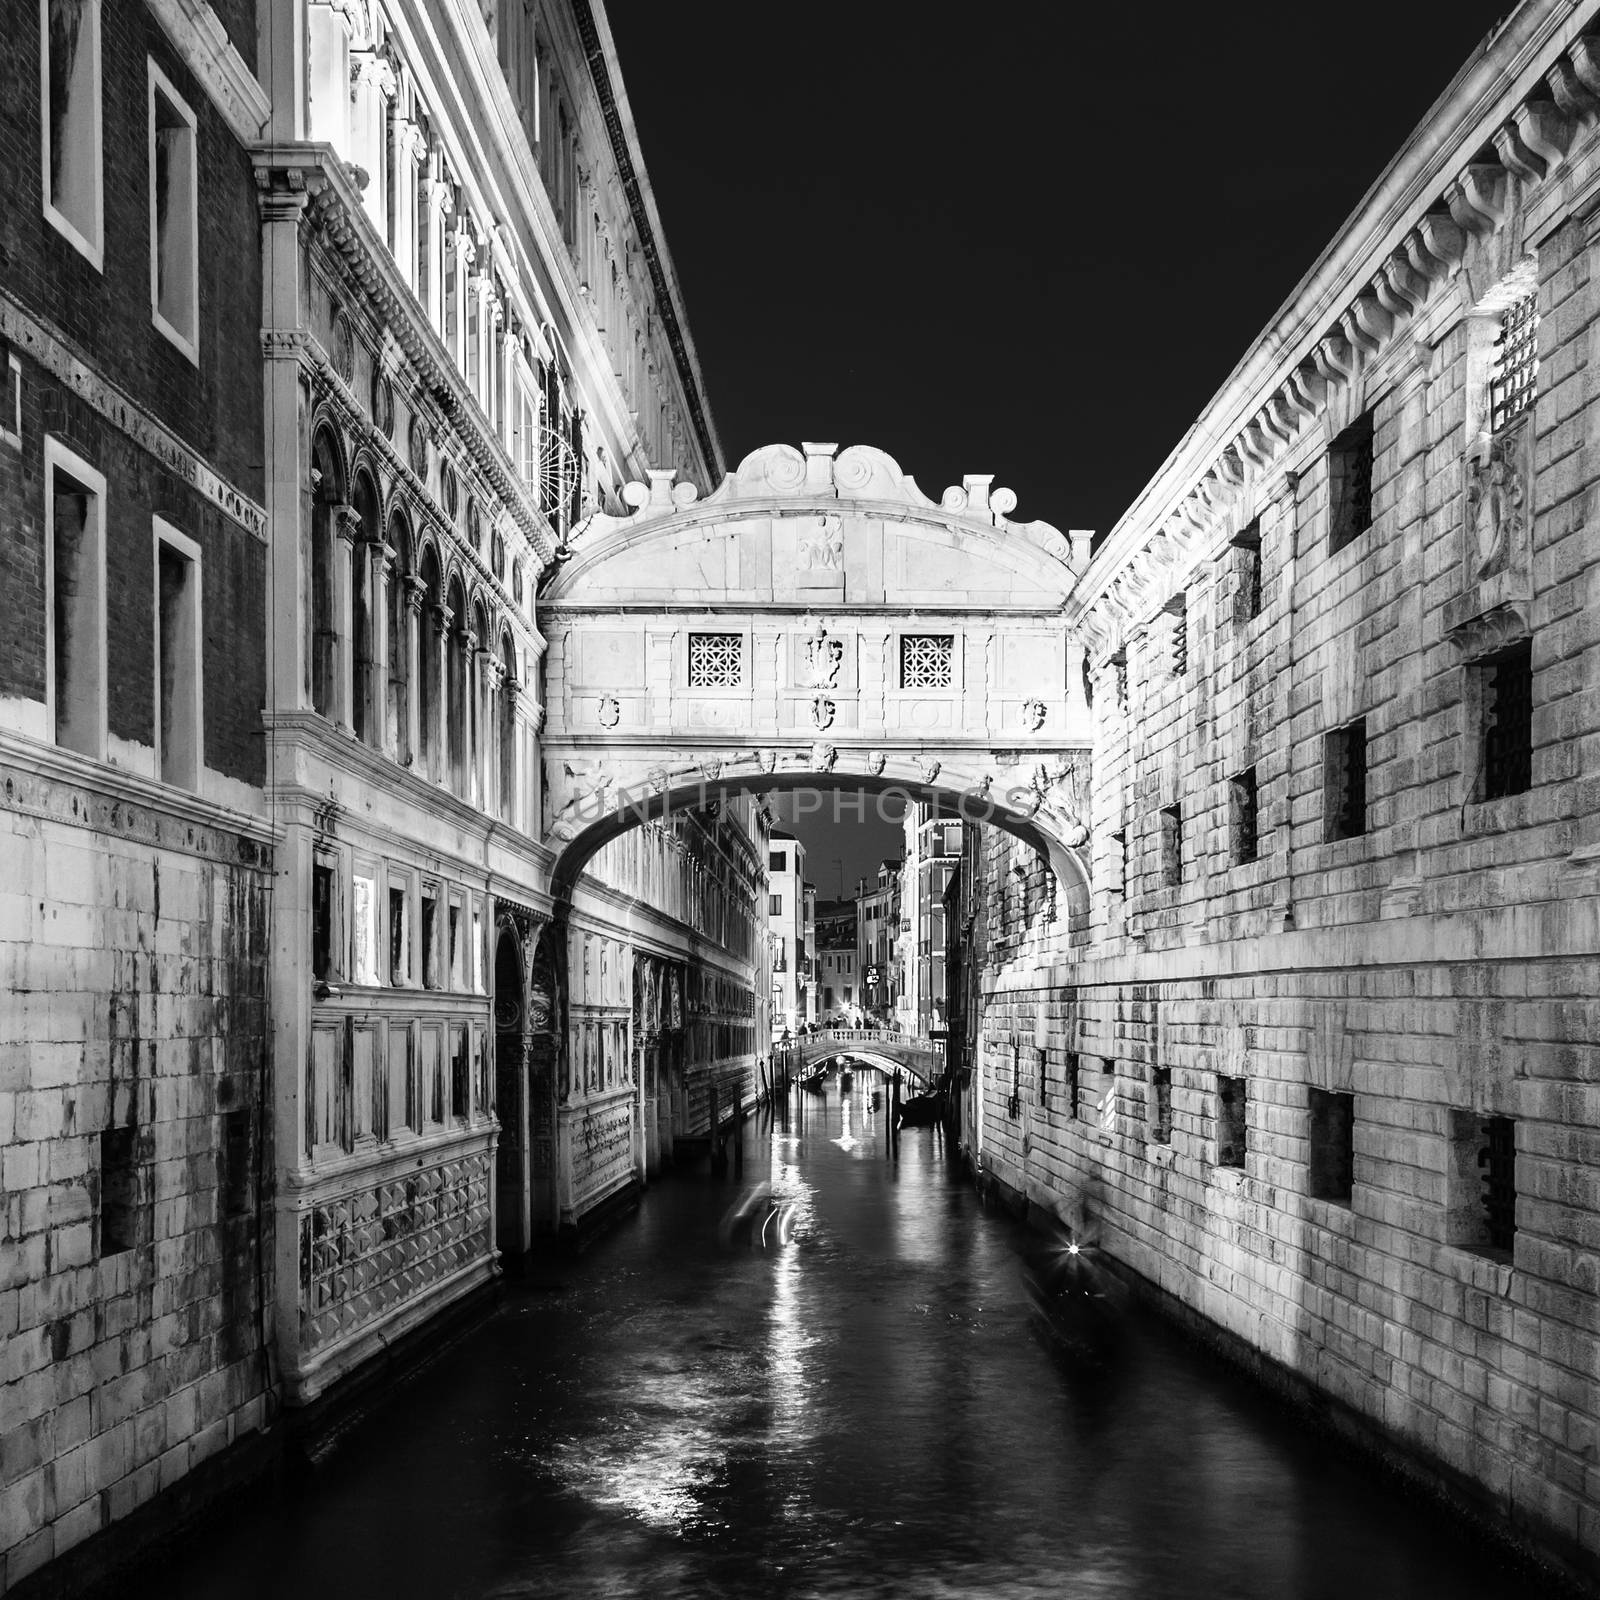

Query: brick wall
0 770 273 1590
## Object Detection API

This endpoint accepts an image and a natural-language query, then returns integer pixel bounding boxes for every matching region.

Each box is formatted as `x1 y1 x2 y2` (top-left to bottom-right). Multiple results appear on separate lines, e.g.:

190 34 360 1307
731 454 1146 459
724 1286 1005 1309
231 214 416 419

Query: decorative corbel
1547 56 1600 124
1314 333 1357 385
1514 100 1572 174
1259 401 1295 448
1289 363 1327 414
1379 255 1429 315
1217 444 1246 486
1571 36 1600 102
1448 164 1508 234
1492 122 1545 184
1269 386 1308 436
1412 213 1466 276
1340 304 1381 358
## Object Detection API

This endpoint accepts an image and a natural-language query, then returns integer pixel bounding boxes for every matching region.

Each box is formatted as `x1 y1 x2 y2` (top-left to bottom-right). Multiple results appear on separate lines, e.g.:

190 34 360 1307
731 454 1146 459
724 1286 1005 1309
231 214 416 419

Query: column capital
457 626 479 654
332 504 361 543
404 575 428 613
431 601 455 632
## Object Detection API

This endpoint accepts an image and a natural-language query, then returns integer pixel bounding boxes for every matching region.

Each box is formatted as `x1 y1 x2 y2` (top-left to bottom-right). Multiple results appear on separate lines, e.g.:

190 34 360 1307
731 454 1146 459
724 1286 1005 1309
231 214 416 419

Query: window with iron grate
1490 291 1538 434
1328 411 1375 555
1324 718 1367 841
1163 592 1188 677
1447 1110 1516 1256
1150 1067 1173 1144
1065 1051 1080 1118
1476 638 1533 800
1229 767 1258 864
1159 804 1182 886
1231 519 1262 623
900 633 954 689
688 631 743 688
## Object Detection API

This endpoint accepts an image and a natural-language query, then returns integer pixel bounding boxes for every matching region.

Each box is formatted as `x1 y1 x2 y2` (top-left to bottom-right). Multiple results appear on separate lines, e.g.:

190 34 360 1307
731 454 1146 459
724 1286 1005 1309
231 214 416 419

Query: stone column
502 675 521 828
390 115 426 292
332 505 359 734
349 49 396 239
370 540 394 753
485 654 506 820
425 176 452 334
457 624 478 798
403 576 425 768
431 601 454 785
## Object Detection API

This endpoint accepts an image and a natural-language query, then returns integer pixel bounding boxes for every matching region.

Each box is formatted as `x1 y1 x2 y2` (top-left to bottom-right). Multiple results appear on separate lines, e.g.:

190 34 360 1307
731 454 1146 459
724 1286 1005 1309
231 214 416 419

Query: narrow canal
150 1086 1553 1600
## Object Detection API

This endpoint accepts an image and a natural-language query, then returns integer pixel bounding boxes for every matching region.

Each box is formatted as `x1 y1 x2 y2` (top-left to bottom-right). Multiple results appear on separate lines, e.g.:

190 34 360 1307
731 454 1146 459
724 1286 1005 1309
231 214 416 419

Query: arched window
387 507 413 761
309 429 344 717
471 596 490 807
446 575 469 795
418 545 443 780
499 632 517 824
351 469 381 745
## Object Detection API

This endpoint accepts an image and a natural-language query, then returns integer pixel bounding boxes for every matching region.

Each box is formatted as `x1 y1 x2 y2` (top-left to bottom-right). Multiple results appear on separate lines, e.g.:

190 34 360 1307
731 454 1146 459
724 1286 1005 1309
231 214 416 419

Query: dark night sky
605 1 1514 887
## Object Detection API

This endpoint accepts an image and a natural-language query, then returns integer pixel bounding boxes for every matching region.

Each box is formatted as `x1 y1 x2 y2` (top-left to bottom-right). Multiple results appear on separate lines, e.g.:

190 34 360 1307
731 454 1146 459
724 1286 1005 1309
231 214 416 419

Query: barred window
1477 639 1533 800
1159 804 1182 886
688 631 743 688
900 633 954 689
1328 411 1374 555
1231 519 1262 624
1490 291 1538 435
1324 718 1367 842
1229 767 1258 865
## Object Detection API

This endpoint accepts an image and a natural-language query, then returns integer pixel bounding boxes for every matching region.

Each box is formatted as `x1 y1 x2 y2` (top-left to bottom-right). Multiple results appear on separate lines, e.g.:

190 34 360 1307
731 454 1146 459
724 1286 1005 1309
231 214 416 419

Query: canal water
149 1086 1555 1600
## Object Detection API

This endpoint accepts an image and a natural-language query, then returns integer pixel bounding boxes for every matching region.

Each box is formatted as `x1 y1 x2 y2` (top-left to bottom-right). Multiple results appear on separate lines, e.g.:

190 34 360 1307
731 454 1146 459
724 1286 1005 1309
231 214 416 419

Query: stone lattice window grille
1476 639 1533 801
1490 290 1539 434
688 631 744 688
1323 717 1367 841
900 633 954 689
1327 410 1375 555
1229 767 1259 865
1308 1089 1355 1203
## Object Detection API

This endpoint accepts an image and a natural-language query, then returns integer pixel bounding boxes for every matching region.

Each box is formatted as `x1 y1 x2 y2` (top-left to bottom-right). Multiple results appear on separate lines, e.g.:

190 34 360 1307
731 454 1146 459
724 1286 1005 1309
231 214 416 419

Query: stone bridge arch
539 442 1096 911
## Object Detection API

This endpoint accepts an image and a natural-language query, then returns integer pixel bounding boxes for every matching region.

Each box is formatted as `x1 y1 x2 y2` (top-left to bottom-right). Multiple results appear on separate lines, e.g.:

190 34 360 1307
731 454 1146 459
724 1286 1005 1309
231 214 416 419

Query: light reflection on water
143 1089 1558 1600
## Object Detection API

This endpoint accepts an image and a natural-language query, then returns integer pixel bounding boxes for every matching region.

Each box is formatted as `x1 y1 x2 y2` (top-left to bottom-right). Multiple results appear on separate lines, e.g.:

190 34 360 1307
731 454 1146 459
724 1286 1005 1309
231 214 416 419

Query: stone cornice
1069 0 1600 660
145 0 270 146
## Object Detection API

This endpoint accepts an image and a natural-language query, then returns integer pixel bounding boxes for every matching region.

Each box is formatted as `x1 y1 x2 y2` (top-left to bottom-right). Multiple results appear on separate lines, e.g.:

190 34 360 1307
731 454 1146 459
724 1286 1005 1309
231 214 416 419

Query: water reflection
139 1091 1557 1600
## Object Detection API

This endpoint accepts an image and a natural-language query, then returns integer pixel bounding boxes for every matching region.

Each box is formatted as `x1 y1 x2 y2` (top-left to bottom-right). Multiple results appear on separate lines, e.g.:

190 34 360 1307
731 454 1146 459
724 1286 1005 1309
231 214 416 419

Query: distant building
856 860 902 1024
814 898 859 1021
767 831 806 1037
902 804 963 1036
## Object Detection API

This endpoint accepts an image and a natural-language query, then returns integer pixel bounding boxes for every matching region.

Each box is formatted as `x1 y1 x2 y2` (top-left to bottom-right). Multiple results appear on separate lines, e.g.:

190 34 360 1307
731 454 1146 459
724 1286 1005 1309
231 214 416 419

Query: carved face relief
918 755 941 784
867 751 887 776
811 741 838 773
810 696 836 731
757 749 779 774
597 694 621 728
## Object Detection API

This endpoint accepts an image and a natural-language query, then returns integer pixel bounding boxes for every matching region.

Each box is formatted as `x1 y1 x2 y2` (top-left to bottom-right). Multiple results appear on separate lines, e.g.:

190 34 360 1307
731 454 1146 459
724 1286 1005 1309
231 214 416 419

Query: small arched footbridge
794 1029 945 1091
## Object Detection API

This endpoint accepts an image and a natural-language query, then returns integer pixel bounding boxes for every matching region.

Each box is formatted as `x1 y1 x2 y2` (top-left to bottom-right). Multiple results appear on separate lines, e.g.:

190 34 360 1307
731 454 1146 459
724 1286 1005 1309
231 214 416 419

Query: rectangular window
1229 767 1258 865
1065 1051 1080 1118
1308 1089 1354 1204
1110 828 1127 897
451 1025 470 1119
352 870 380 986
154 523 202 790
1217 1076 1247 1168
421 887 439 989
900 634 954 689
1151 1067 1173 1144
1 346 20 451
42 0 104 267
768 893 782 916
688 631 743 687
148 63 198 359
1231 519 1262 623
448 899 463 988
98 1125 135 1255
388 884 409 986
1324 718 1367 841
472 904 484 992
1447 1111 1517 1256
768 850 785 871
1477 639 1533 800
221 1108 252 1218
45 438 107 760
1159 804 1182 887
1328 411 1375 555
1162 592 1188 678
312 861 335 982
1490 291 1538 434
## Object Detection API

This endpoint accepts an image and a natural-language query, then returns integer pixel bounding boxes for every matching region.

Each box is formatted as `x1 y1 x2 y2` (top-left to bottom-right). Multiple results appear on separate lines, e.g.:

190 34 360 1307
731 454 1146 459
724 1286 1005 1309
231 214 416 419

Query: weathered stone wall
0 770 272 1591
968 7 1600 1584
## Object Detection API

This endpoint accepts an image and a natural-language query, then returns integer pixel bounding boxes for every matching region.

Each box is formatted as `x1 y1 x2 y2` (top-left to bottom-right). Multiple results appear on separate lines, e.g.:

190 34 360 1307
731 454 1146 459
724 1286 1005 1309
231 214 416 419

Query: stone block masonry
0 782 273 1592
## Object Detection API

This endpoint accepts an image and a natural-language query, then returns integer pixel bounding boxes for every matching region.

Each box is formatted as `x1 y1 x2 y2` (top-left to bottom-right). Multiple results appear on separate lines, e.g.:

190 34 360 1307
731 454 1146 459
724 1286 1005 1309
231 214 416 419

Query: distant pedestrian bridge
797 1029 945 1090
